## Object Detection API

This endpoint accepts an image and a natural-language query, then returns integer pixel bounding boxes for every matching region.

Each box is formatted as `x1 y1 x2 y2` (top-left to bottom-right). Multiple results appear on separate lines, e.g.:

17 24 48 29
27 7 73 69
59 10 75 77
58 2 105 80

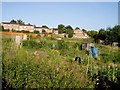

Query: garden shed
112 42 119 46
81 42 94 50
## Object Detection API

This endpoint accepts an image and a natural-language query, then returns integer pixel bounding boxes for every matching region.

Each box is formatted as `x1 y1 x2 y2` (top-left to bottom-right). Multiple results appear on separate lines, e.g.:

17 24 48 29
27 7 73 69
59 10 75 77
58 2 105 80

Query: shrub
57 40 68 50
4 29 10 32
22 40 41 49
34 30 39 34
50 37 55 40
12 29 16 32
16 31 21 33
21 30 30 33
40 40 46 48
68 32 73 38
0 26 4 31
73 42 81 50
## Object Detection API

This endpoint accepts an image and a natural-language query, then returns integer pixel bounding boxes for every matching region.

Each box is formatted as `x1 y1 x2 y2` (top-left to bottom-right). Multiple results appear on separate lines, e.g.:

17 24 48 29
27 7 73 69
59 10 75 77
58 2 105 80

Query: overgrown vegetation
84 25 120 46
1 22 120 89
2 34 120 89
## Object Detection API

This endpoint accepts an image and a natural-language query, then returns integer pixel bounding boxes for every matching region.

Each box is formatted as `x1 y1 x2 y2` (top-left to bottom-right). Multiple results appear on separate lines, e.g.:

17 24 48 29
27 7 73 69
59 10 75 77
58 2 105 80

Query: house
0 22 89 39
0 22 34 32
73 28 89 39
34 26 52 34
19 24 34 32
52 28 58 35
34 27 43 33
0 22 19 31
52 28 89 38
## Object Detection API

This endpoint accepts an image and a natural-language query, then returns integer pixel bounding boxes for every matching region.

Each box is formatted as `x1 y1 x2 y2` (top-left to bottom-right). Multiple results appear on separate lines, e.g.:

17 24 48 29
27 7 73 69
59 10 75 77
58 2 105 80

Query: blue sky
2 2 118 30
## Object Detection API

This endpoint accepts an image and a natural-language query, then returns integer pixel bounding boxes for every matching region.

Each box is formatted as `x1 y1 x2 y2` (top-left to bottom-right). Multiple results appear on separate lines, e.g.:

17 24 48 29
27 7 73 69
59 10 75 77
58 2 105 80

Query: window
20 26 23 28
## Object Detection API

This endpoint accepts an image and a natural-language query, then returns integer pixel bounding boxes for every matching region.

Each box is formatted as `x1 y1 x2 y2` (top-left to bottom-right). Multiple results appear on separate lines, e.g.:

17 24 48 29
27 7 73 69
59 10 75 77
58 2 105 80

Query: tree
33 25 36 27
65 25 73 34
2 26 4 31
82 29 87 33
82 25 120 46
104 31 112 45
112 25 120 43
65 25 74 38
42 25 49 28
34 30 39 34
112 25 120 42
42 29 47 34
75 27 80 30
12 29 16 32
10 19 17 24
58 24 65 34
97 28 107 40
0 26 4 31
86 30 98 38
28 23 31 25
17 19 25 24
68 32 73 38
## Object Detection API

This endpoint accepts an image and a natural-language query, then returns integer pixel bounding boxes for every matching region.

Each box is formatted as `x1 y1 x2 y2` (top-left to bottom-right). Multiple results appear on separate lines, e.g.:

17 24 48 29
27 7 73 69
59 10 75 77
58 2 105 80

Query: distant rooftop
1 22 34 26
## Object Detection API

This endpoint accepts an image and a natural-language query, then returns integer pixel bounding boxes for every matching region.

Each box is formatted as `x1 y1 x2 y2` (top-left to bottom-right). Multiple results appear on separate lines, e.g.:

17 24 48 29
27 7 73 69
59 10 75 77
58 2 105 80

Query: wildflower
56 68 59 72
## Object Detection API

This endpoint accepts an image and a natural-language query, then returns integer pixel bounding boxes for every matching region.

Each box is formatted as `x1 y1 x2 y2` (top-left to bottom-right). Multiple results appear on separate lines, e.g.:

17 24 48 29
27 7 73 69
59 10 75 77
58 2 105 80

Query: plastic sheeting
90 47 98 58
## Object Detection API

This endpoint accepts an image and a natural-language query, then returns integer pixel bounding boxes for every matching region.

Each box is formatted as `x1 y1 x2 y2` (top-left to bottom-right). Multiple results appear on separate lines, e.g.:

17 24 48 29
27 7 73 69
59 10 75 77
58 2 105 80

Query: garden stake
86 55 90 77
90 57 93 76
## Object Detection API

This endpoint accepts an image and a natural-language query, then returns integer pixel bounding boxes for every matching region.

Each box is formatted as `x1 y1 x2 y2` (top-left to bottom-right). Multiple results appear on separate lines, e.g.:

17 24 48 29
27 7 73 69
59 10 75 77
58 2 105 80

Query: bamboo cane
86 54 90 77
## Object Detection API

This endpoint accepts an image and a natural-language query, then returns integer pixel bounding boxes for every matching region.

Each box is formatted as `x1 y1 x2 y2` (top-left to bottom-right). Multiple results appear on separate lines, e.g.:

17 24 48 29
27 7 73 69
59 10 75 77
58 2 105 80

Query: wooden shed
81 42 94 50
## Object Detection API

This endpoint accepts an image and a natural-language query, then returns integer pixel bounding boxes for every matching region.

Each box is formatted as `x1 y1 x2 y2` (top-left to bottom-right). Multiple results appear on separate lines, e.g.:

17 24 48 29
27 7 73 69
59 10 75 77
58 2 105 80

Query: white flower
97 83 99 85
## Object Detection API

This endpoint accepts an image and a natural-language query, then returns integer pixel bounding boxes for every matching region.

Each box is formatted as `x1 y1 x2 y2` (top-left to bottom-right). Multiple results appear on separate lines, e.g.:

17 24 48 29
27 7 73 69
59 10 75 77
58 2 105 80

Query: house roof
52 28 58 30
35 26 49 29
35 27 42 28
2 22 11 24
20 24 34 26
1 22 34 26
74 28 81 30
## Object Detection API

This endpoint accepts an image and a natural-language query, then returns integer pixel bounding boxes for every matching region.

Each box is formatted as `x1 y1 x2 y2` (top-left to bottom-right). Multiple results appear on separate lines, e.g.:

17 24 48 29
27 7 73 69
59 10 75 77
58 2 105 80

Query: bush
4 29 10 32
73 42 81 50
21 30 30 33
22 40 41 49
68 33 73 38
0 26 4 31
12 29 16 32
57 40 68 50
16 31 21 33
34 30 39 34
50 37 55 40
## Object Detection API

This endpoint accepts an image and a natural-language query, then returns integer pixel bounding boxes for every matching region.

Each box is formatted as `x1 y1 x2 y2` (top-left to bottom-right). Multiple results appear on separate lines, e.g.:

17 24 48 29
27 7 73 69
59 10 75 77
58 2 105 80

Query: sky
2 2 118 30
1 0 120 2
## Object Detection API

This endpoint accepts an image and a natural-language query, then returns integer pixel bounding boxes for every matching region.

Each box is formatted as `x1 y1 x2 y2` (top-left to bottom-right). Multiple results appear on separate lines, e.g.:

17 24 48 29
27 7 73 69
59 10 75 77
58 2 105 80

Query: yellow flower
97 57 101 61
52 50 59 53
